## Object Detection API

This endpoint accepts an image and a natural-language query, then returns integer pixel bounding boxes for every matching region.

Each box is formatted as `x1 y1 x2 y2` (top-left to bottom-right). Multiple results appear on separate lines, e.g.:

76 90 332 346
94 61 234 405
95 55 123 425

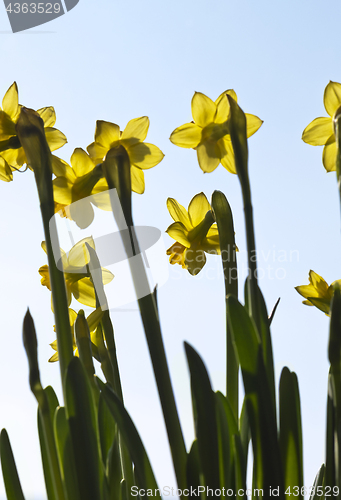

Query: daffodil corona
302 81 341 172
295 270 341 315
170 90 262 174
166 193 221 276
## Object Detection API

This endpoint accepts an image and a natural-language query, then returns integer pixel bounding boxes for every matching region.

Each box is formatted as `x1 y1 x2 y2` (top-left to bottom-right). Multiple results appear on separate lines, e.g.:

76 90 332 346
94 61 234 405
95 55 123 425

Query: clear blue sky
0 0 340 498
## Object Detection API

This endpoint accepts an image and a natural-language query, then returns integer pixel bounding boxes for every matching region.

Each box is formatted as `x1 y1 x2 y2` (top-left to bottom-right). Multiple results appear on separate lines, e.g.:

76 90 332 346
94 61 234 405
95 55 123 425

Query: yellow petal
246 114 263 138
131 166 145 194
45 127 67 152
95 121 120 149
39 265 51 290
2 82 19 120
322 137 337 172
166 221 191 247
48 352 59 362
214 90 237 123
71 148 95 176
0 110 16 139
0 156 13 182
306 297 330 315
127 142 164 169
53 177 73 205
184 247 206 275
87 141 108 161
295 284 320 300
87 307 104 332
102 268 114 285
51 155 75 181
219 138 237 174
302 117 333 146
121 116 149 146
188 192 210 227
166 198 191 228
67 237 95 268
191 92 216 128
170 123 202 148
196 141 220 173
324 81 341 117
70 278 96 307
37 107 56 127
2 147 26 169
91 180 112 211
309 270 330 294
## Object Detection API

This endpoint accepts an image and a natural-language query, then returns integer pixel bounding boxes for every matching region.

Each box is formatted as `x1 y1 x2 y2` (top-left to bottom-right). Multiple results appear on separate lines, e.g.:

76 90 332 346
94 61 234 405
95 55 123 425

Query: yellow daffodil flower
0 82 67 171
49 307 103 362
169 90 263 174
39 237 113 308
0 156 12 182
53 148 111 228
302 81 341 172
87 116 164 194
295 270 341 315
166 192 221 276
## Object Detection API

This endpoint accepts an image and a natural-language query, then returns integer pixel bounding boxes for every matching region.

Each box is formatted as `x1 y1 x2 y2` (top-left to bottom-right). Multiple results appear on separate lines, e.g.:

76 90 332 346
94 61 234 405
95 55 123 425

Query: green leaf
215 391 238 490
0 429 26 500
37 410 57 500
239 398 251 472
185 342 220 492
186 440 202 499
65 357 102 500
226 295 284 497
98 392 117 466
54 406 80 500
106 434 122 500
96 377 158 494
233 434 246 499
309 464 325 500
279 367 303 500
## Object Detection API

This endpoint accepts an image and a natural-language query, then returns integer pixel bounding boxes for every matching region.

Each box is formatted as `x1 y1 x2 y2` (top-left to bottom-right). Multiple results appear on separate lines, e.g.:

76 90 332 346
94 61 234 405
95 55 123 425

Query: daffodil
39 237 113 308
0 82 67 172
169 90 263 174
49 307 103 362
87 116 164 194
302 81 341 172
166 192 221 276
52 148 111 228
295 270 341 315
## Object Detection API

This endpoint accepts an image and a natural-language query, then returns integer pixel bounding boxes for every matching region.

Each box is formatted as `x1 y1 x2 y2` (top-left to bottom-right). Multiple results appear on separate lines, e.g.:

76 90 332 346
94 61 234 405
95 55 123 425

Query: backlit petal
219 138 237 174
45 127 67 151
52 155 76 181
246 114 263 138
68 237 95 268
37 107 56 127
302 117 333 146
322 137 337 172
95 121 120 149
166 221 191 247
167 198 191 228
71 148 95 176
131 166 145 194
324 81 341 117
121 116 149 146
170 123 202 148
70 278 96 307
191 92 216 128
128 142 164 169
196 141 220 173
87 141 108 161
2 82 19 120
0 157 13 182
53 177 73 205
184 247 206 276
188 193 210 227
215 90 237 123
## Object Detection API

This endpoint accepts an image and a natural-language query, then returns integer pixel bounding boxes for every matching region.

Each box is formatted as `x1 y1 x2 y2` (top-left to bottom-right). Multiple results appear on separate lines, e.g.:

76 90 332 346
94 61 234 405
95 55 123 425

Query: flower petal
128 142 164 169
95 120 120 149
102 268 114 285
322 137 337 172
121 116 149 146
246 114 263 138
0 110 16 139
196 141 220 173
0 156 13 182
52 155 76 181
87 141 108 161
184 247 206 276
214 90 237 123
188 192 210 227
53 177 73 205
70 278 96 307
302 117 333 146
219 138 237 174
67 237 95 268
131 166 145 194
166 198 191 228
166 221 191 247
71 148 95 176
87 307 104 332
170 123 202 148
2 82 19 120
324 81 341 117
37 107 56 127
39 265 51 289
45 127 67 152
191 92 216 128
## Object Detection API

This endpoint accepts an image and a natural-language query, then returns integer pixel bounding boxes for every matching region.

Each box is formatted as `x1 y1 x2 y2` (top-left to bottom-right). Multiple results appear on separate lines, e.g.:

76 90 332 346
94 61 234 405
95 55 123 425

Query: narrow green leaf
186 440 202 499
226 295 284 498
66 357 102 500
0 429 26 500
98 392 117 466
185 342 220 492
96 377 159 494
215 391 238 490
107 434 122 500
54 407 80 500
38 410 57 500
309 464 325 500
239 398 251 472
279 367 303 500
233 434 246 500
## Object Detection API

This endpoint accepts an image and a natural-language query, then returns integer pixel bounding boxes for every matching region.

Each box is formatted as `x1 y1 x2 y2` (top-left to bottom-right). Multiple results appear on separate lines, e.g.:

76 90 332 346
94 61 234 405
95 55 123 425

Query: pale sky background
0 0 340 498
